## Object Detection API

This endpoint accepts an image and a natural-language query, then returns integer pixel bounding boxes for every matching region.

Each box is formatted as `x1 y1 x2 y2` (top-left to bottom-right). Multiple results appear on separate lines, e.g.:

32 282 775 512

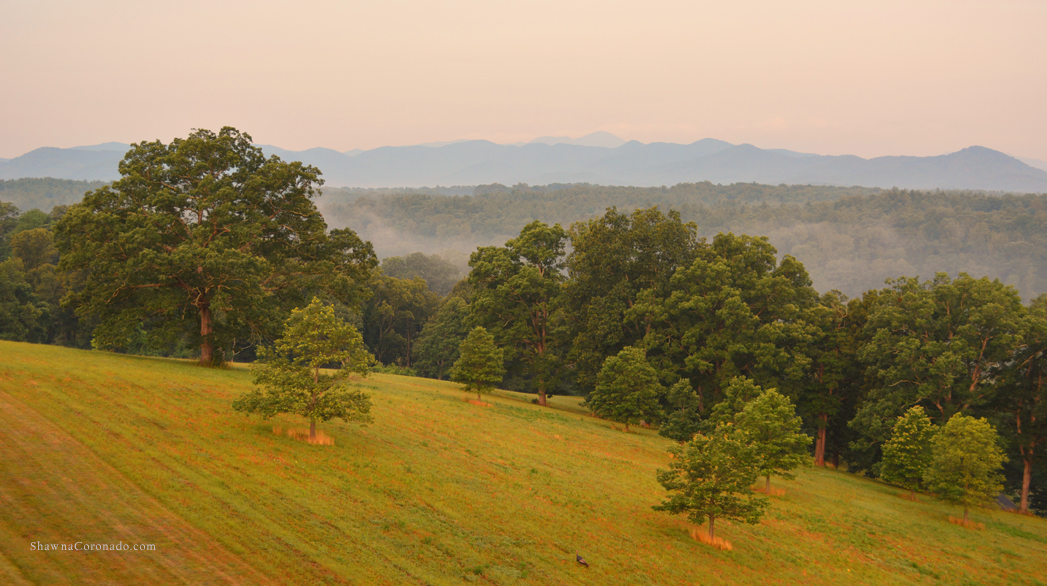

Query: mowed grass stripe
0 388 274 585
2 341 1047 585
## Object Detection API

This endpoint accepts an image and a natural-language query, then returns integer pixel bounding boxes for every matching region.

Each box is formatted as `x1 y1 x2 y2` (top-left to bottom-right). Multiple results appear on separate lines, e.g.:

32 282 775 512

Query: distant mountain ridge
2 136 1046 193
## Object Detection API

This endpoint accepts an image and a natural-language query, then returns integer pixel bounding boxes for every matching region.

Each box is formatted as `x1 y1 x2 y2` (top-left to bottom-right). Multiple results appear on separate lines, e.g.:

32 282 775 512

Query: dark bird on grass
576 553 589 568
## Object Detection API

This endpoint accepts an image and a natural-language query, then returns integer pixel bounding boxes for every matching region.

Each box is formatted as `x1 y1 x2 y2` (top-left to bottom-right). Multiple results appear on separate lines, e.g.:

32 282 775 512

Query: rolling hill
1 341 1045 585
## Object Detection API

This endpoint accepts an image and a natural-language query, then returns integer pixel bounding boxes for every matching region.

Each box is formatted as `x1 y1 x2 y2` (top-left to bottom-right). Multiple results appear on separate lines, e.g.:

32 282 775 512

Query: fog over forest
319 182 1047 301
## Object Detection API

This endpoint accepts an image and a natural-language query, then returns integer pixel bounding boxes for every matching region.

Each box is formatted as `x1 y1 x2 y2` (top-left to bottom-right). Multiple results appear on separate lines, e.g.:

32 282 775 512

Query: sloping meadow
1 341 1045 585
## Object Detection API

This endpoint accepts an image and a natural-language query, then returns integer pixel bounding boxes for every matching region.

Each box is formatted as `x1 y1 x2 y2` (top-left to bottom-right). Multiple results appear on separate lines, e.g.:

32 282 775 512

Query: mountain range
3 133 1047 193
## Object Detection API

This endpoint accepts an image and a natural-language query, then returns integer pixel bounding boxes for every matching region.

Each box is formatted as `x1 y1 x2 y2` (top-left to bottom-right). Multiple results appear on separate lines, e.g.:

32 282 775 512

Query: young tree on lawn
449 326 505 400
880 406 937 501
736 388 812 492
653 428 769 540
55 127 376 365
925 415 1007 525
233 298 375 441
586 346 664 432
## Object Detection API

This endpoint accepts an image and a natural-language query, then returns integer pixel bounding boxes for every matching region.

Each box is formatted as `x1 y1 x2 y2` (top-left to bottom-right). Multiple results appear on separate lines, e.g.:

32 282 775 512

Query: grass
1 340 1046 585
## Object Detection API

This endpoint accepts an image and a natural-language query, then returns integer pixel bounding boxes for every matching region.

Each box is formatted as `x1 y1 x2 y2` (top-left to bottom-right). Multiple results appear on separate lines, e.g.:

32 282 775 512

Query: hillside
2 341 1046 585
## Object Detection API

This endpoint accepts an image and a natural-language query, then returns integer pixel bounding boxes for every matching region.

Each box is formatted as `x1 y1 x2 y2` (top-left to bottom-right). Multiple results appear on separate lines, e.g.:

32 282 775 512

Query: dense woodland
2 172 1046 517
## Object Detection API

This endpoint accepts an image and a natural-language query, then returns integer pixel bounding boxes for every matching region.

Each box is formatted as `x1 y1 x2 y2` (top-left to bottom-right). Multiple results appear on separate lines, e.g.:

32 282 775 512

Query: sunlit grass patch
948 516 986 530
272 426 335 445
689 525 734 551
753 485 787 497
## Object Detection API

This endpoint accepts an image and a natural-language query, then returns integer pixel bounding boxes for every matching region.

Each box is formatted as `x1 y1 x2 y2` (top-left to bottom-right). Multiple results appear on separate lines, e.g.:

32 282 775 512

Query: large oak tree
54 128 376 364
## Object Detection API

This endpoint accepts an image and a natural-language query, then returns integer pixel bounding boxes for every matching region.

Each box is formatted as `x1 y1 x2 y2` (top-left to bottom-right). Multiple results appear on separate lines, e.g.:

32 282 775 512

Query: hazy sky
2 0 1045 159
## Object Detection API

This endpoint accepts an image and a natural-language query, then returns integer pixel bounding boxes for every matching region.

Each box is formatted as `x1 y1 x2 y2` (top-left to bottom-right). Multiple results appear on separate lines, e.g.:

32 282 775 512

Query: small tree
449 326 505 400
233 298 375 441
881 406 937 501
924 414 1007 525
586 346 663 432
654 427 769 540
736 388 812 492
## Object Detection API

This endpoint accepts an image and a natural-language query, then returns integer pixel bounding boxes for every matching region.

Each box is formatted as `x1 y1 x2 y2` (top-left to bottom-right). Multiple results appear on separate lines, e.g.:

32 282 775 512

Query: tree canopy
54 128 376 364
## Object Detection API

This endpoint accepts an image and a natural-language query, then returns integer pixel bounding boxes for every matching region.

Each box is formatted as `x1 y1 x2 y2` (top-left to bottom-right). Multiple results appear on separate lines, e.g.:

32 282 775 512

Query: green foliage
659 380 704 442
233 298 375 437
880 407 937 497
564 207 699 395
381 252 462 296
800 291 870 468
852 273 1025 452
995 294 1047 513
705 376 767 429
925 414 1007 521
468 220 567 404
361 274 440 367
735 388 812 488
54 127 377 364
586 346 664 432
370 364 418 377
413 296 471 380
449 326 505 399
0 258 48 342
631 232 819 414
653 428 770 539
10 228 57 271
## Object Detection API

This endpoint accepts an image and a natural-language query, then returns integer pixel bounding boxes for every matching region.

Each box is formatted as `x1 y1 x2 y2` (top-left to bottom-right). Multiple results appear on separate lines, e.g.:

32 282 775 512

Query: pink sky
2 0 1045 160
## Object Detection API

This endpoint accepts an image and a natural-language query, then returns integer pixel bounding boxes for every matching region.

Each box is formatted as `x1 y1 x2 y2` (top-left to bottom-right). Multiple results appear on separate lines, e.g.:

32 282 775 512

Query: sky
1 0 1045 160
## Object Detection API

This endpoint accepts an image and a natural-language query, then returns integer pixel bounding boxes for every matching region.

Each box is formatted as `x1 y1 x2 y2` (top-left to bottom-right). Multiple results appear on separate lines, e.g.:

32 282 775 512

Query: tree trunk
708 514 716 540
199 302 214 365
624 422 630 433
309 387 317 441
538 388 547 407
1021 456 1032 514
766 475 771 493
909 488 915 501
814 413 827 467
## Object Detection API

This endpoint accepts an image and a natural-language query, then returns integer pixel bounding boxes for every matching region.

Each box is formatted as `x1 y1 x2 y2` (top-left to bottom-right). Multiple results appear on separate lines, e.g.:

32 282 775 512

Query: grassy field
1 341 1046 585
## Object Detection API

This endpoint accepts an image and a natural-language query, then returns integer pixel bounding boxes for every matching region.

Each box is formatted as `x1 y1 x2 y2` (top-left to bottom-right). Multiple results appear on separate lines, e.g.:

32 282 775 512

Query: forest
2 160 1045 519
